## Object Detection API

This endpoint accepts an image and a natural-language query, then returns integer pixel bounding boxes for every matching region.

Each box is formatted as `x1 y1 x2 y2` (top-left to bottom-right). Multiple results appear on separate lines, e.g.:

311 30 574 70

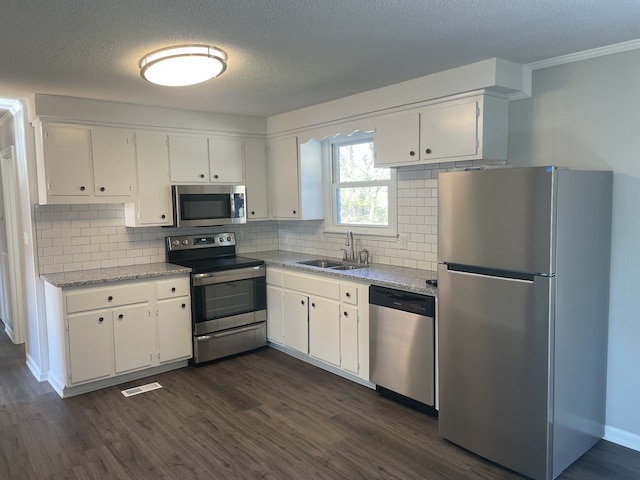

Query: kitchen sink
296 259 368 270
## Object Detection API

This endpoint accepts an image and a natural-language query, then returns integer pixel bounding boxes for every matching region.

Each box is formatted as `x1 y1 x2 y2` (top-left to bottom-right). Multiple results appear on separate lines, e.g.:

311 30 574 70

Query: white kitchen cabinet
283 290 309 353
67 310 113 384
208 137 244 183
267 136 323 220
91 127 136 196
374 94 508 167
124 131 173 227
113 303 153 374
43 274 192 398
168 134 209 183
266 267 369 382
244 139 269 220
309 296 341 366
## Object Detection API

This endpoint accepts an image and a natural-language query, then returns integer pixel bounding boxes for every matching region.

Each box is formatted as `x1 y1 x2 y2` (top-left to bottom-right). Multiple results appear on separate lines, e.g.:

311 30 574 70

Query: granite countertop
248 250 437 296
41 262 192 288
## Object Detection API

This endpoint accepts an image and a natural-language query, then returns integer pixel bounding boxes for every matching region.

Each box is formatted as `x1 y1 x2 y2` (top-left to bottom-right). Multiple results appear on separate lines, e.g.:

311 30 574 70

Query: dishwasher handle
369 285 435 317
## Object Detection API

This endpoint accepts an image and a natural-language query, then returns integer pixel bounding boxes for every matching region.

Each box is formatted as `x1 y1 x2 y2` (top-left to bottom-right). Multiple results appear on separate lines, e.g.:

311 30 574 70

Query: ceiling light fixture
139 45 227 87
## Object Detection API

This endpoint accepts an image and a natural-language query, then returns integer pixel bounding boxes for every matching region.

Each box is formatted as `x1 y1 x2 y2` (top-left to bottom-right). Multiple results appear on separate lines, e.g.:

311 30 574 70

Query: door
91 127 136 196
43 124 92 196
266 284 284 344
208 137 244 183
113 303 153 374
283 290 308 353
308 296 340 366
340 305 359 373
135 132 172 225
157 298 192 363
268 136 299 218
168 135 209 182
67 310 113 384
437 264 552 480
438 166 555 274
419 100 478 161
244 139 269 220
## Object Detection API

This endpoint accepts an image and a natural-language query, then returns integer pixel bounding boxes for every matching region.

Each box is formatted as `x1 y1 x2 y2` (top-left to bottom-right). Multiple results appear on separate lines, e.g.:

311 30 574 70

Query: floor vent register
121 382 163 397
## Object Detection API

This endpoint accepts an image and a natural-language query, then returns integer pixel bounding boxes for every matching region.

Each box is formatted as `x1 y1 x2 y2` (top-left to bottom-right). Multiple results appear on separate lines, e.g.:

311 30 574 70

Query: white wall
508 49 640 449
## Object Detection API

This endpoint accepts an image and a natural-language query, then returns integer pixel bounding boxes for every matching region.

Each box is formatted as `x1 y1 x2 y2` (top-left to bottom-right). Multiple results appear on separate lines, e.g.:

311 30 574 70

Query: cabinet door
244 139 269 220
266 284 284 344
268 137 300 218
283 290 308 353
67 310 113 384
420 100 478 161
113 303 153 374
309 296 341 366
134 132 172 225
157 298 192 363
91 127 136 196
168 135 209 182
43 124 93 196
374 112 420 167
340 305 359 374
208 137 244 183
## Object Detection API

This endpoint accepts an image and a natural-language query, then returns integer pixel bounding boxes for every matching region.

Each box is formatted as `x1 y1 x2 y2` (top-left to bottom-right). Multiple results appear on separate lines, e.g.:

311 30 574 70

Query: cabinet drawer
283 272 340 300
340 283 358 305
157 276 190 299
66 283 150 313
266 268 283 287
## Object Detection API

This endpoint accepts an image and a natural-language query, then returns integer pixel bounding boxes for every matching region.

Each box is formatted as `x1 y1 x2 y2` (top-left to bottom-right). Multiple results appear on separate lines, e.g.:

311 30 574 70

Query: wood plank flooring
1 332 639 479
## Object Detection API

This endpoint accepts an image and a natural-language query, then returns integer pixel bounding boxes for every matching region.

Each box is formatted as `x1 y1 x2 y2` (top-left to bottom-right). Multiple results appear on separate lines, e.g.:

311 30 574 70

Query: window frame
323 132 397 237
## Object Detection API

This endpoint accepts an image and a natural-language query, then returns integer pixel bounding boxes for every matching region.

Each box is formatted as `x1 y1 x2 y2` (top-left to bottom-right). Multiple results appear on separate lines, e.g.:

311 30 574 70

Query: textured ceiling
1 0 640 117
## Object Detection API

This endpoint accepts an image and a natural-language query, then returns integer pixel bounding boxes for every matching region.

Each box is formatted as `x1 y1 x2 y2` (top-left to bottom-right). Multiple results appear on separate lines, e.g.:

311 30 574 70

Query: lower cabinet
44 274 192 397
265 266 369 382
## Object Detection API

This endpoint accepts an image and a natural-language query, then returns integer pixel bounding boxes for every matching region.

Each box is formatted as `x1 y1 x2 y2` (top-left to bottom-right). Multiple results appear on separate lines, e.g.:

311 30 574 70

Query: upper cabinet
36 123 136 204
267 136 323 220
374 94 508 167
208 137 244 184
168 135 245 184
244 139 269 220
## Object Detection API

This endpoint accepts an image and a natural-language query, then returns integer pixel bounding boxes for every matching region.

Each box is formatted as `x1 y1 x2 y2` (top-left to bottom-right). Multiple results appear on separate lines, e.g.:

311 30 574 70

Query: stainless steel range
166 233 266 365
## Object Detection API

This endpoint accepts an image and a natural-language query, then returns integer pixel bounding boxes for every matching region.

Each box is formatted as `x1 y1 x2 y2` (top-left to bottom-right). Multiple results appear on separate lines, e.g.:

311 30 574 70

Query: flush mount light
139 45 227 86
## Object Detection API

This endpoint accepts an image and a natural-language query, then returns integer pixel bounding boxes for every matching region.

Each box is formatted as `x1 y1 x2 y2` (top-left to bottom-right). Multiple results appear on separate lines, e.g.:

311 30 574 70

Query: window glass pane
337 141 390 182
336 186 388 225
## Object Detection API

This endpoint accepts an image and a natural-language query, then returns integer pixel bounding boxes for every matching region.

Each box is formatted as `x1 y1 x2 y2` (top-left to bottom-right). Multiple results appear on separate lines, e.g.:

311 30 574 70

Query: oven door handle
198 323 265 340
192 265 265 286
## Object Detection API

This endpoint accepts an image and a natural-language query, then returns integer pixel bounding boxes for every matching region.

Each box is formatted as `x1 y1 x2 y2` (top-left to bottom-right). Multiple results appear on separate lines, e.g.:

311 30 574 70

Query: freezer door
438 264 552 480
438 166 555 274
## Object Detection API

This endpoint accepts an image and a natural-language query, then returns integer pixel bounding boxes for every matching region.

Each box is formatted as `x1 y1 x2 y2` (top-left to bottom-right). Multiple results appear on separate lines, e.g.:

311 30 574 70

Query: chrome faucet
346 230 355 262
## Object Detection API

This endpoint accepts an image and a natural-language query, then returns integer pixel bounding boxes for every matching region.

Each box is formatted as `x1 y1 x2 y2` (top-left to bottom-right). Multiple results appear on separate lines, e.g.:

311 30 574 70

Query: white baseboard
25 353 48 382
604 425 640 452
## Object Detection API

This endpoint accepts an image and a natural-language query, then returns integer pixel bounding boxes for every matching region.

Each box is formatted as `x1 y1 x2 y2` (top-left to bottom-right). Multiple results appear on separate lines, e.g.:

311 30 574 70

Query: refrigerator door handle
445 263 535 282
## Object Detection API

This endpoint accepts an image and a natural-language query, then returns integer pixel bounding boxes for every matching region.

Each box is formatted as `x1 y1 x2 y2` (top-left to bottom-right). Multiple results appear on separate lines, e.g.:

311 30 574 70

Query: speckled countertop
41 263 192 288
248 250 437 296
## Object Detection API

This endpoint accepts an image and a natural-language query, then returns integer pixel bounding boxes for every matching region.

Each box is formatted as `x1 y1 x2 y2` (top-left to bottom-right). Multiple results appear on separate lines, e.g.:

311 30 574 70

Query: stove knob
172 240 180 246
227 236 232 242
218 236 225 243
182 239 189 245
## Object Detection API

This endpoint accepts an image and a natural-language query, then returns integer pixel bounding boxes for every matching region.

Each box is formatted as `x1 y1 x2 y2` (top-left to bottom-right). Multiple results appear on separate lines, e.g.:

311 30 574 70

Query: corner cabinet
43 275 192 398
266 137 323 220
265 267 369 383
35 122 136 204
373 94 508 167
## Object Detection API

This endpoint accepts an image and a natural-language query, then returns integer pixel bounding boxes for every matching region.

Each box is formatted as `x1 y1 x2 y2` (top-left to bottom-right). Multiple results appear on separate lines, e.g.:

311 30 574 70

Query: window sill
322 229 399 240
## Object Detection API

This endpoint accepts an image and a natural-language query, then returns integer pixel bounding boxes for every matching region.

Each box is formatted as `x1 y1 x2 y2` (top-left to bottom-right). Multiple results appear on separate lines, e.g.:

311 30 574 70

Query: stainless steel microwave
172 185 246 228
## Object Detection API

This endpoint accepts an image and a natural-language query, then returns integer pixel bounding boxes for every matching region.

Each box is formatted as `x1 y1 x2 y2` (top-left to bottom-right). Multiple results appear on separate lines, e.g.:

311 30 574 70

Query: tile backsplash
35 161 501 275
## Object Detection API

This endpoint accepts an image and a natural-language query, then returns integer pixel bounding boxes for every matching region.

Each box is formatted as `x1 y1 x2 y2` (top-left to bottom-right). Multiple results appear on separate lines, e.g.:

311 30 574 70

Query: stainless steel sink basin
297 259 343 268
296 259 368 270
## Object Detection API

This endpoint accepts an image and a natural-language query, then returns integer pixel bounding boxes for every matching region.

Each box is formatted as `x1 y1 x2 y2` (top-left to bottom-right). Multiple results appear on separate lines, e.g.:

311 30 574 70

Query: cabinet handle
107 296 113 302
80 186 86 191
171 287 176 292
161 214 166 219
100 187 105 192
181 303 186 309
213 174 219 179
345 292 351 298
409 150 416 156
199 174 205 178
98 317 104 323
118 314 124 319
425 148 432 154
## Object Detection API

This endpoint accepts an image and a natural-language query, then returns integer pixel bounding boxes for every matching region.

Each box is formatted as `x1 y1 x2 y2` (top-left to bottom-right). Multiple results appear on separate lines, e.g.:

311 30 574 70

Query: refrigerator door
438 264 553 480
438 166 555 275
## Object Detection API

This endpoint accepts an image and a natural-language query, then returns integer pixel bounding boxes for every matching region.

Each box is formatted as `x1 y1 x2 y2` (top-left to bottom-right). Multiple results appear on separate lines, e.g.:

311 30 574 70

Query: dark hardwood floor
1 332 639 479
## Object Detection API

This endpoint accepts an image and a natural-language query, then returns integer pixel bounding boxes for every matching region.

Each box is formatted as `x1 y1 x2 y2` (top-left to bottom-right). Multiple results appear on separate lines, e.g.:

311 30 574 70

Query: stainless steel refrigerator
437 166 612 480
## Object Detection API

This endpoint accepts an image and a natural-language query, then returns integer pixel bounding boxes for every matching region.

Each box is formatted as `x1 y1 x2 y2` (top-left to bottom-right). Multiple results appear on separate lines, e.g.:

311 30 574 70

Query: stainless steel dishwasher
369 285 436 409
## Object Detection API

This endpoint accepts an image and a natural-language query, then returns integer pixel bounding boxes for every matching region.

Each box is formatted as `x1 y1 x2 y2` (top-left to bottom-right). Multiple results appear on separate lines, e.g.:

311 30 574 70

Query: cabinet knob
80 186 86 191
107 296 113 302
100 187 105 192
171 287 176 292
98 317 104 323
182 303 186 309
118 314 124 319
200 174 205 178
251 211 255 215
425 148 432 154
345 292 351 298
409 150 416 156
293 210 297 215
213 174 219 179
311 302 315 308
300 300 304 305
343 311 349 317
161 214 166 219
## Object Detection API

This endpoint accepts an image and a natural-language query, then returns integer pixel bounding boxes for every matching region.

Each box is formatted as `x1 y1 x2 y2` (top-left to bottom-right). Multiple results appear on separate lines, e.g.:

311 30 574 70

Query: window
325 133 397 236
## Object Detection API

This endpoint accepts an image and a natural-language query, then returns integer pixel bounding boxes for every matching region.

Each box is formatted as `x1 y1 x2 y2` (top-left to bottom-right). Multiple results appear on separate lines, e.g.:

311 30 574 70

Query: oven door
191 265 266 335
